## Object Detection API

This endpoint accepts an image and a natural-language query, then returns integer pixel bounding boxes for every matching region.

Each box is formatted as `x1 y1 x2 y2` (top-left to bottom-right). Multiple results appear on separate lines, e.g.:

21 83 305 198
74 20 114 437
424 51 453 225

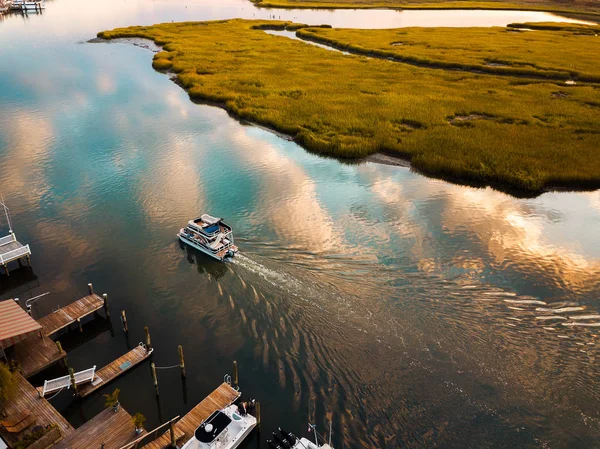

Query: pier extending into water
141 382 241 449
78 343 153 398
0 232 31 276
37 283 110 336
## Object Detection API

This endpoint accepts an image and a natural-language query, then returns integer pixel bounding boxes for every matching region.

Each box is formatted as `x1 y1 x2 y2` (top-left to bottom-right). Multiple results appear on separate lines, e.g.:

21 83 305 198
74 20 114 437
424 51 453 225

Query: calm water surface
1 0 599 447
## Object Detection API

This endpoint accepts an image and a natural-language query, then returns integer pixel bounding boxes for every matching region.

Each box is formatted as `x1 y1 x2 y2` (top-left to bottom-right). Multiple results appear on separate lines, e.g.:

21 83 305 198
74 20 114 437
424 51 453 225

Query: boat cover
201 214 221 225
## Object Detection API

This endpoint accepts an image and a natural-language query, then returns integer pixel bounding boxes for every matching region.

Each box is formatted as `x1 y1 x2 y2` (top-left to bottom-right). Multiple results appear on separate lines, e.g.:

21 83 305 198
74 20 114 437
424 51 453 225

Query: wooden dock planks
37 294 105 337
13 334 66 378
53 407 145 449
139 425 185 449
3 371 74 439
141 383 240 449
78 344 153 398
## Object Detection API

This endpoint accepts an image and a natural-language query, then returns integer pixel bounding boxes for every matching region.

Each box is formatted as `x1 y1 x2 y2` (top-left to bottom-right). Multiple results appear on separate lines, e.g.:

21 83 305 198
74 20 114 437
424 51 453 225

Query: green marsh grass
297 24 600 82
99 20 600 194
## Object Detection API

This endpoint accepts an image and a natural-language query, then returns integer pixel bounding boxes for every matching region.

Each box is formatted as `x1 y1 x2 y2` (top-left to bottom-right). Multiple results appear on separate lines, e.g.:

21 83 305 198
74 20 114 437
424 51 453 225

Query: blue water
1 0 599 447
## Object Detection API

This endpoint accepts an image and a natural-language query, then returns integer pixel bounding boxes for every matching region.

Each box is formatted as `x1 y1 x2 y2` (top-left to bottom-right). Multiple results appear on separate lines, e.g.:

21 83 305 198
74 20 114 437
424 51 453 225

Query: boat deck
78 344 153 398
141 383 240 449
53 407 145 449
12 333 66 378
37 294 105 337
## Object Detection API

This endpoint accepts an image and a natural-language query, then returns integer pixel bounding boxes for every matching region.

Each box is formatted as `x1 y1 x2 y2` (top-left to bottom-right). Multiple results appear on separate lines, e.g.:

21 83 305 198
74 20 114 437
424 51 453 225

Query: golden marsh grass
99 20 600 194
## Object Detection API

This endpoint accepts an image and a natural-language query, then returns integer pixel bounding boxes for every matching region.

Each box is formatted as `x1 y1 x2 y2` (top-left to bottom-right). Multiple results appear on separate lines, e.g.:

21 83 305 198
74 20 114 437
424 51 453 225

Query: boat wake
230 253 304 294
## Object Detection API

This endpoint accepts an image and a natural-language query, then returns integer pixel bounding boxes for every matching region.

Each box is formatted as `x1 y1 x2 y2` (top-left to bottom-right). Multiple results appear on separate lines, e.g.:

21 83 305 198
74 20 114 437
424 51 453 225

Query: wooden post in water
255 401 261 425
26 255 31 266
4 265 9 276
178 345 186 378
103 293 110 318
88 283 94 295
121 310 128 333
69 368 79 396
233 360 238 387
170 420 176 448
56 341 67 367
151 362 159 396
77 318 83 332
145 326 152 351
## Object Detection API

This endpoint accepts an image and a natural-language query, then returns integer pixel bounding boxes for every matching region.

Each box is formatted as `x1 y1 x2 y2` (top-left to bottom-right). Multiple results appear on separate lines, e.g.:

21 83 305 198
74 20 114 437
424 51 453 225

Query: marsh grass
249 0 600 16
99 20 600 193
297 24 600 82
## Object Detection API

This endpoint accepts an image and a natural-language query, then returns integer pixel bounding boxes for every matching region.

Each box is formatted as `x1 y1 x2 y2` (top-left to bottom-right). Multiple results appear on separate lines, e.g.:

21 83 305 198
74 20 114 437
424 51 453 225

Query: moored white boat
182 404 257 449
268 425 334 449
178 214 238 261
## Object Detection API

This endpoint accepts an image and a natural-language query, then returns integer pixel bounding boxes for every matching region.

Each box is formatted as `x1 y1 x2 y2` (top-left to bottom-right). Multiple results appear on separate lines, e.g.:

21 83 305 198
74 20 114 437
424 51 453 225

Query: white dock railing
39 366 96 397
0 233 15 247
0 244 30 265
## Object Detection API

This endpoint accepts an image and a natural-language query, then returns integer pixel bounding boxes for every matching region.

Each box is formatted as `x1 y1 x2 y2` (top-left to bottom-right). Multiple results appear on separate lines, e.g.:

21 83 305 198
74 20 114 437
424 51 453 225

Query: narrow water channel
1 0 599 448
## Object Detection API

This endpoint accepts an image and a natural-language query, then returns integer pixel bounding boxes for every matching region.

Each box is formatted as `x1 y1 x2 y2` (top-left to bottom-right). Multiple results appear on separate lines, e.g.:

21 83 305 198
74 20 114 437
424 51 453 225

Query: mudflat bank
98 19 600 195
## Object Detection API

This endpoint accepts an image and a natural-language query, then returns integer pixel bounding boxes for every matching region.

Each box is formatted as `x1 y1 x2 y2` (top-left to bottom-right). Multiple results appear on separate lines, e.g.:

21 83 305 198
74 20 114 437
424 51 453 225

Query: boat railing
0 244 30 264
0 233 15 246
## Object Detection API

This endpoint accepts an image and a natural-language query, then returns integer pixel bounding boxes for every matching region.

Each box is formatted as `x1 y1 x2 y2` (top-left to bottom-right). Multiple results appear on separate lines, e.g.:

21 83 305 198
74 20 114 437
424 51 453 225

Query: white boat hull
178 234 234 261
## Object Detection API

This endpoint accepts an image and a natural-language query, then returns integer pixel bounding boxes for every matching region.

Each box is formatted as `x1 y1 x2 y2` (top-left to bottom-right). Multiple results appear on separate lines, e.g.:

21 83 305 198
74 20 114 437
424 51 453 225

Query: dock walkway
141 383 240 449
13 334 66 378
2 371 74 439
78 344 153 398
37 293 106 337
53 407 146 449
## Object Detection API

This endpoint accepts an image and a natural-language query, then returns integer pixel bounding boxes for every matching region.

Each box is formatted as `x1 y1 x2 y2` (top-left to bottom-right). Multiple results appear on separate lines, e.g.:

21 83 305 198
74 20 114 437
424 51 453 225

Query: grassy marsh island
98 20 600 194
249 0 600 17
297 22 600 82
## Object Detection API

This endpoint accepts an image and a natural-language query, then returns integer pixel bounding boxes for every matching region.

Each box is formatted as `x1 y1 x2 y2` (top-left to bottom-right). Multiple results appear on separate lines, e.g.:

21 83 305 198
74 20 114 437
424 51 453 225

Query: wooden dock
12 334 66 378
1 370 74 439
37 293 106 337
53 407 146 449
78 344 153 398
141 383 240 449
0 232 31 276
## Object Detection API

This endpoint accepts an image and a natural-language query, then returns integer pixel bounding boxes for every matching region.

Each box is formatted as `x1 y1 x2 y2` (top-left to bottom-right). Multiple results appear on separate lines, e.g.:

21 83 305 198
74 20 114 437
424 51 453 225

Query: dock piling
145 326 152 351
102 293 110 318
69 368 79 396
256 401 261 425
88 283 94 295
56 341 67 366
178 345 186 378
121 310 128 333
170 420 176 448
233 360 238 387
151 362 159 396
77 318 83 332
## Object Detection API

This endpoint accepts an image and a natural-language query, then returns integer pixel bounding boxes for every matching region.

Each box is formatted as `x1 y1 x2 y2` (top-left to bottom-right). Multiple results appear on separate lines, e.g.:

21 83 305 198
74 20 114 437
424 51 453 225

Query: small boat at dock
182 404 257 449
268 426 334 449
178 214 238 261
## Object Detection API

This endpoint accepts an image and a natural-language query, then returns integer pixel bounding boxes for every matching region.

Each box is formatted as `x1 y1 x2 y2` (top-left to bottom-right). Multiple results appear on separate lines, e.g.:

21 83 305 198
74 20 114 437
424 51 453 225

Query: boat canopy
194 410 232 443
200 214 221 225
